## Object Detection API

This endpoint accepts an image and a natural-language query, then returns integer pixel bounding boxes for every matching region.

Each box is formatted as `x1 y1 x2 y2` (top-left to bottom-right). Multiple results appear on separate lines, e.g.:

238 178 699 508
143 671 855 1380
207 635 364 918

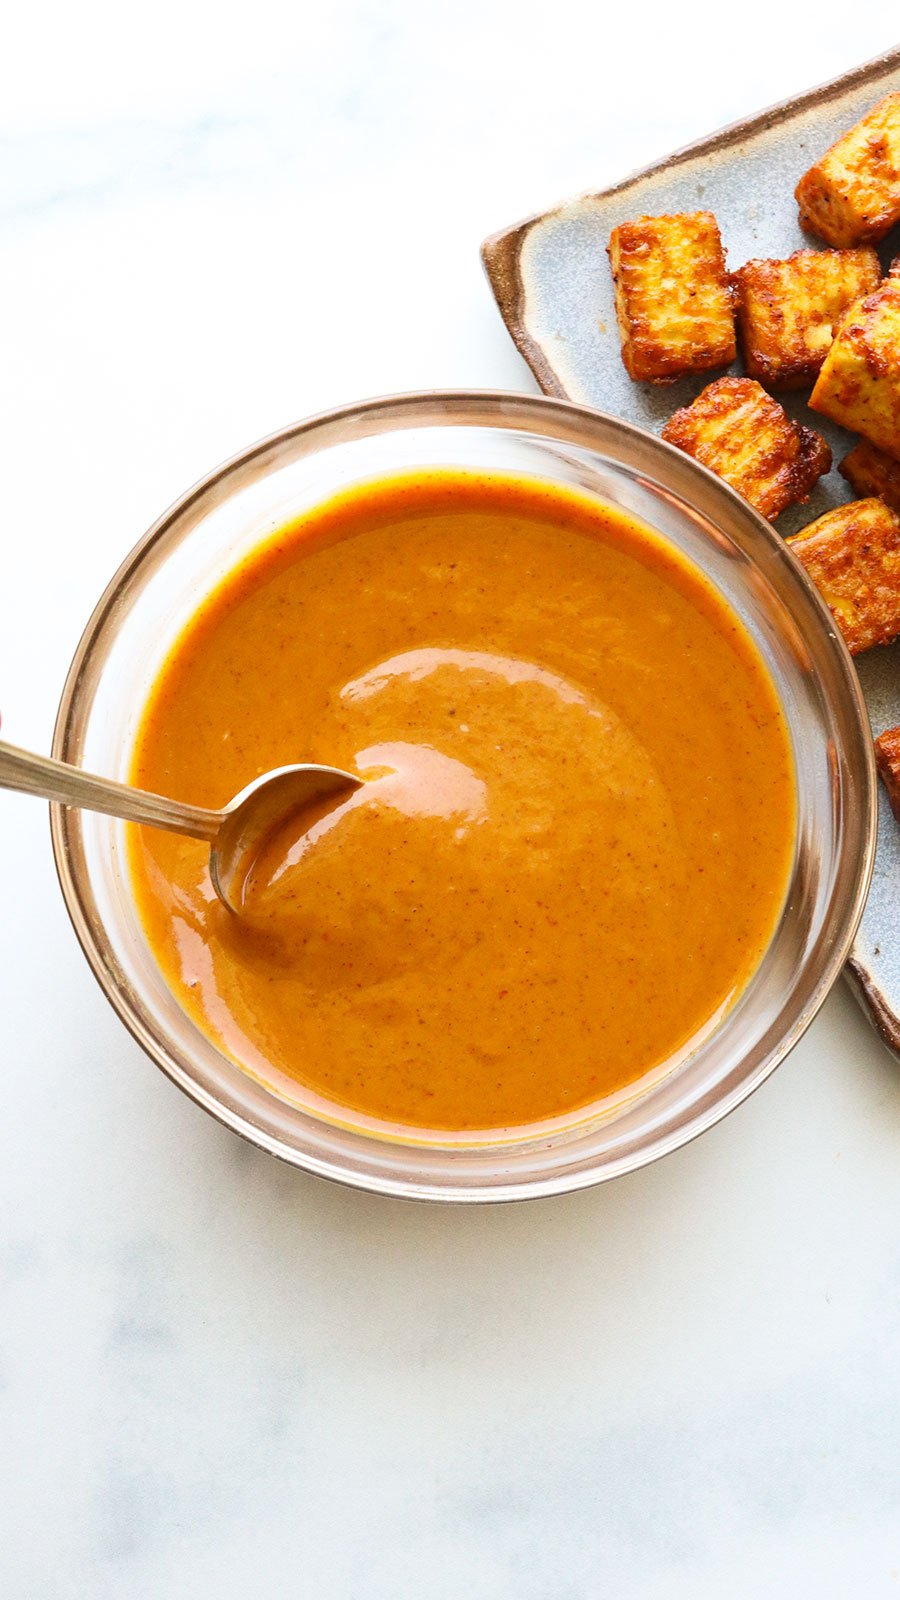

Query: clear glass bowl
51 392 876 1201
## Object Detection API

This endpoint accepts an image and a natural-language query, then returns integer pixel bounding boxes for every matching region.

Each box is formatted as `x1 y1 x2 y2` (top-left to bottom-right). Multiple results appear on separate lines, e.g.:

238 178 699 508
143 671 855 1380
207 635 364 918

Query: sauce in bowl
129 470 796 1136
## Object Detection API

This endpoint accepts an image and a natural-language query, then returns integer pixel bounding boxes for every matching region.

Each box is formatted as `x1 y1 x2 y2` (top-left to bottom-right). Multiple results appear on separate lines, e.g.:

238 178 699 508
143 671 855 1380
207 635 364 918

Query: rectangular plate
482 49 900 1058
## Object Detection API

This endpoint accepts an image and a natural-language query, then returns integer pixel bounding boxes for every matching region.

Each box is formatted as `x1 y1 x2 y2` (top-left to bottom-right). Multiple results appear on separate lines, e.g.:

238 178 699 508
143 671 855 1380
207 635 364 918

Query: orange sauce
129 471 796 1135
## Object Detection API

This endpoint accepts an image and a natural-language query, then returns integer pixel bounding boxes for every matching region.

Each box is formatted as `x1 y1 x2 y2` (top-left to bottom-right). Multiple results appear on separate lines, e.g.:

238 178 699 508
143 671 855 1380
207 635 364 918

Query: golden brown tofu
607 212 736 382
840 438 900 513
810 278 900 456
875 725 900 822
788 498 900 654
661 376 831 519
734 247 880 389
795 92 900 246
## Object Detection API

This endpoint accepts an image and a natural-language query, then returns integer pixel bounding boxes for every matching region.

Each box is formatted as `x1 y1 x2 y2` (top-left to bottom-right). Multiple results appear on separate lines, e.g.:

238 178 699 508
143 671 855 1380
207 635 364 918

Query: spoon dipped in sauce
0 737 361 912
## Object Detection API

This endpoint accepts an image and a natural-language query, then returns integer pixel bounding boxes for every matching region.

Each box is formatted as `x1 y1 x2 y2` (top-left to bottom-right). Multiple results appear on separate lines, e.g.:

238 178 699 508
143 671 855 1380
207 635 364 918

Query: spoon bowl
211 764 363 910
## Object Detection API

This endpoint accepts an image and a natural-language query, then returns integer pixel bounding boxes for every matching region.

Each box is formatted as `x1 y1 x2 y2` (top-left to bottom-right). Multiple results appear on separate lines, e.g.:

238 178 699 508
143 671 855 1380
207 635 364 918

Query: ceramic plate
482 49 900 1057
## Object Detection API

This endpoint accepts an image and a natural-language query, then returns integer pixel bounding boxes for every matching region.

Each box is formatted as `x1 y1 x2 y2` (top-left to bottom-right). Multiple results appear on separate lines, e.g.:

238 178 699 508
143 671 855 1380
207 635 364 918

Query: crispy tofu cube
840 438 900 513
875 725 900 822
661 377 831 519
788 498 900 654
734 247 880 389
607 212 736 382
795 92 900 246
810 278 900 456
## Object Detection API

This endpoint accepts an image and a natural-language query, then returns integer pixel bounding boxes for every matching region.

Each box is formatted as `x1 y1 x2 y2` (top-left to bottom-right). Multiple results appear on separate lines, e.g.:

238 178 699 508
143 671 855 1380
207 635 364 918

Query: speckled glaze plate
482 49 900 1058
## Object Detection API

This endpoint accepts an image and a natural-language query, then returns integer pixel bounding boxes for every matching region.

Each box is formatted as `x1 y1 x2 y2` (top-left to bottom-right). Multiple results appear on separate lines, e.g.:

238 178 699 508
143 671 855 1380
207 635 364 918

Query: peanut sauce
129 471 795 1135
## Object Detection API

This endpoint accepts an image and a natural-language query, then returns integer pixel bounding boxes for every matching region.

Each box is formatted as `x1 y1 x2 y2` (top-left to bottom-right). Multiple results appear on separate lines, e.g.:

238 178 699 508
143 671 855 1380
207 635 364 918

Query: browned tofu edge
840 439 900 513
794 93 900 247
733 248 881 389
808 278 900 458
607 213 736 383
875 725 900 822
788 498 900 655
661 377 830 519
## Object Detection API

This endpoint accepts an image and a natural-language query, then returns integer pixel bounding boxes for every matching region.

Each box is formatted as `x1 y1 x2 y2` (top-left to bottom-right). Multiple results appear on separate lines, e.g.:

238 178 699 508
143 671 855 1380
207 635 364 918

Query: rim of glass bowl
50 390 877 1203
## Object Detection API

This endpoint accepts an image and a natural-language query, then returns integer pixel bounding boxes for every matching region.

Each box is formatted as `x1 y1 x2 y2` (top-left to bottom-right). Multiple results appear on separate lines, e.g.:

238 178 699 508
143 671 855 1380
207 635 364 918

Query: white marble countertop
3 5 900 1595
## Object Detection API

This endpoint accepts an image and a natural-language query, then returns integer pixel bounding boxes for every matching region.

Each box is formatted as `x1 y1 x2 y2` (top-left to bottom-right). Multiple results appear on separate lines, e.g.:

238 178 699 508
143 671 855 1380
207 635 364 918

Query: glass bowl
51 391 876 1201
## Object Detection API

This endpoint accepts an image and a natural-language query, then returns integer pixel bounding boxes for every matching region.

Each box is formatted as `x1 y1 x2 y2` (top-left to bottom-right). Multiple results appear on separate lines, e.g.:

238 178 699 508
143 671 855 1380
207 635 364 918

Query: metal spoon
0 738 361 912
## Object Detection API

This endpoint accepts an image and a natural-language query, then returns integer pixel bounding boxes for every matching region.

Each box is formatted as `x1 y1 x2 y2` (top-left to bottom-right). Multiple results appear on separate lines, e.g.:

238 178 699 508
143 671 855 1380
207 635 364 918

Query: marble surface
2 4 900 1595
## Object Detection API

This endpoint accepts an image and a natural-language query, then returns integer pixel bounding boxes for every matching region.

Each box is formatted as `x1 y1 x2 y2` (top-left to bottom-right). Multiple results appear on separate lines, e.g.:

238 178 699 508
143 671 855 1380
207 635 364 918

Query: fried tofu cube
734 247 880 389
840 438 900 513
607 212 736 382
788 498 900 654
810 278 900 457
795 92 900 246
875 726 900 822
661 376 831 519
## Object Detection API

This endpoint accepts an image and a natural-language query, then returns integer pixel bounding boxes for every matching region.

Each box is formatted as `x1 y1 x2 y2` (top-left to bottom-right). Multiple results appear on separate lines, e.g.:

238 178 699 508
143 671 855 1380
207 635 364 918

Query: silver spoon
0 738 361 912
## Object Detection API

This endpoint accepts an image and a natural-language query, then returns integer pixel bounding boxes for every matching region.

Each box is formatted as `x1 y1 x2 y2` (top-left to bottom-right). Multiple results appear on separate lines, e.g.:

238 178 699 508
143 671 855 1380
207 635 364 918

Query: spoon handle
0 739 221 841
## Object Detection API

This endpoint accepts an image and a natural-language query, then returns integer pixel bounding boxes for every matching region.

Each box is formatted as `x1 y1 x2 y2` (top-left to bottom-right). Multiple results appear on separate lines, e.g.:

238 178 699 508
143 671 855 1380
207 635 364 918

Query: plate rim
847 954 900 1053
